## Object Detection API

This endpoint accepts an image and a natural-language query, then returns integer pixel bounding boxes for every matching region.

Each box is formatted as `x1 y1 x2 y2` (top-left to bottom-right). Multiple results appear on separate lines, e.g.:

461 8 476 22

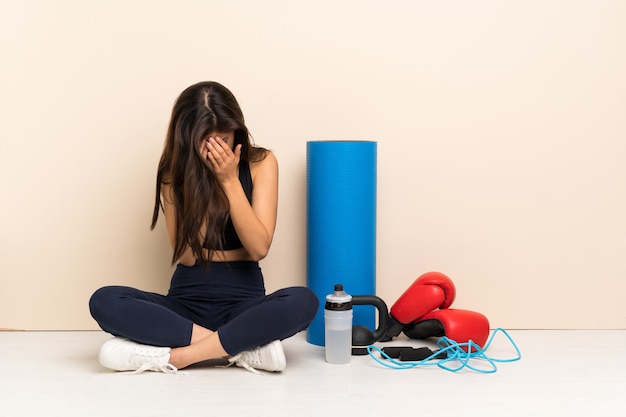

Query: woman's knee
88 286 123 321
283 286 320 323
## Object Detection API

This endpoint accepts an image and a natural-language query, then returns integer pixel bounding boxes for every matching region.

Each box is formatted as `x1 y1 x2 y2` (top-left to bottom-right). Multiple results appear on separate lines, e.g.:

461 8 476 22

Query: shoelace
124 348 179 374
133 362 179 374
226 354 263 375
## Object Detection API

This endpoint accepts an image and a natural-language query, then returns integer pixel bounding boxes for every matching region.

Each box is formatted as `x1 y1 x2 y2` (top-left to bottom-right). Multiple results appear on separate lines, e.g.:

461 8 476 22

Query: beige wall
1 0 624 330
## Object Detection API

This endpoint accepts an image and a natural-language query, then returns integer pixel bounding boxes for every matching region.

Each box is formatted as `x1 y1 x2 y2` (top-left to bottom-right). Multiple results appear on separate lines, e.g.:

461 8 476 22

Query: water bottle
324 284 353 364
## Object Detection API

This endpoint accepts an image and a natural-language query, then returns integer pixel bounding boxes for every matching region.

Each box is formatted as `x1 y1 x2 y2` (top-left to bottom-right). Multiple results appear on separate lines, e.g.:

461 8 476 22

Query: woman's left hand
204 136 242 184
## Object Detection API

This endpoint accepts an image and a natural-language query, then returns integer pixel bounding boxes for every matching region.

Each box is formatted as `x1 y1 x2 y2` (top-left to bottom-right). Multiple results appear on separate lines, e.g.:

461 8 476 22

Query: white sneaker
228 340 286 374
98 337 177 374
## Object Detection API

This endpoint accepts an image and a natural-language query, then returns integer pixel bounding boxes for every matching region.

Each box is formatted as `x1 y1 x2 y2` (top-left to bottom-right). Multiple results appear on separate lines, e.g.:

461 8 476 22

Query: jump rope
365 327 521 374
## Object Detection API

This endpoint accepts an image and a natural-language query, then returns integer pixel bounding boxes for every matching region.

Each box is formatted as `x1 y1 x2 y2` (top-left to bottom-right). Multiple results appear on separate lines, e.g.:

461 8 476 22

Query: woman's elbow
249 246 270 261
246 238 272 261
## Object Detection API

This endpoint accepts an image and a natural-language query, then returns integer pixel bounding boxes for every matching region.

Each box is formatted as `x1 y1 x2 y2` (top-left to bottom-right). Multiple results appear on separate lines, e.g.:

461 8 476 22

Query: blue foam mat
306 141 377 346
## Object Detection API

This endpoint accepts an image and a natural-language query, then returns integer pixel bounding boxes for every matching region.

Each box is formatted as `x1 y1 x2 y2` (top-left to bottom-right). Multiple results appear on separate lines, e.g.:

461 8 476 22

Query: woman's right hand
203 136 242 185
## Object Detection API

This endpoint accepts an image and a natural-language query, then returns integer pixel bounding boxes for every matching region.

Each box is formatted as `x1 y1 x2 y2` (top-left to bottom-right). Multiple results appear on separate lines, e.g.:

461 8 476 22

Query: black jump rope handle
381 346 447 361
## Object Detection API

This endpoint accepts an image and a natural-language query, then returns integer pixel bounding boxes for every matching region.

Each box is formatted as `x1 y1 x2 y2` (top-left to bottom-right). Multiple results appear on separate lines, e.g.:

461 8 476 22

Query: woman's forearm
222 179 273 260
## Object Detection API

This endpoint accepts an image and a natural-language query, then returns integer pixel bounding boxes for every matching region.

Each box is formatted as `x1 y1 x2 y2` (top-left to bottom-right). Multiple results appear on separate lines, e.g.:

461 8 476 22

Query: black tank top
204 161 253 250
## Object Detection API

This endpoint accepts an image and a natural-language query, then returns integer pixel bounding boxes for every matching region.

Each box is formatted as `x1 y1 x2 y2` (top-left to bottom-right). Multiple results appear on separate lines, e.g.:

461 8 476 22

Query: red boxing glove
384 272 456 340
391 272 456 323
403 308 490 350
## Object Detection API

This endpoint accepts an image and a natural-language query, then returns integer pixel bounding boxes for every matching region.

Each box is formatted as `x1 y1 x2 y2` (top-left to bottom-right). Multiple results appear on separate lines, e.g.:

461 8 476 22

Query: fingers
205 138 222 168
207 136 232 159
204 136 239 176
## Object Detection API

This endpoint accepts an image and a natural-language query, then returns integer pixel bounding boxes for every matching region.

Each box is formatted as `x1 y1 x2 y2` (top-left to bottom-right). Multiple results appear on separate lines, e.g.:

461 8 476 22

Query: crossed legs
89 285 319 370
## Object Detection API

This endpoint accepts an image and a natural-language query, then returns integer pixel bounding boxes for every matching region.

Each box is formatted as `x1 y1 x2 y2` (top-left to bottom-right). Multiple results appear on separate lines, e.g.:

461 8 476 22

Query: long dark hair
151 81 267 267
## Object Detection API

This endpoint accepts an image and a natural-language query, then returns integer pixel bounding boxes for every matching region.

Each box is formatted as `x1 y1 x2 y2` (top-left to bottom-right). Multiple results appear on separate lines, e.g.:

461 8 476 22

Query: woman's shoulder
249 149 278 180
250 148 277 168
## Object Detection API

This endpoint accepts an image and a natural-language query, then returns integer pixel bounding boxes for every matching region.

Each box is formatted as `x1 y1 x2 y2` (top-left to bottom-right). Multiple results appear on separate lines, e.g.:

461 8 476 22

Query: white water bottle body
324 309 353 364
324 284 353 364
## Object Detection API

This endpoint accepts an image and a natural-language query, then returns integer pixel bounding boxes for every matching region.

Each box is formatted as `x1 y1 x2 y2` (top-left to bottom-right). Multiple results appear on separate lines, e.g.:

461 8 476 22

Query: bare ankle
190 324 214 344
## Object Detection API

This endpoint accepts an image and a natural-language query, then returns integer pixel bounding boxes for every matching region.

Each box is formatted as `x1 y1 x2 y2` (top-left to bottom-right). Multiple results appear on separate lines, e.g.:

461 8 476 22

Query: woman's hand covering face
203 134 242 184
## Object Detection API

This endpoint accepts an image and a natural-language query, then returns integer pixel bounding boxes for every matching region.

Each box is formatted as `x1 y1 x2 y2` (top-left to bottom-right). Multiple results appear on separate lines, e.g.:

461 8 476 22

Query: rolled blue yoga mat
306 141 377 346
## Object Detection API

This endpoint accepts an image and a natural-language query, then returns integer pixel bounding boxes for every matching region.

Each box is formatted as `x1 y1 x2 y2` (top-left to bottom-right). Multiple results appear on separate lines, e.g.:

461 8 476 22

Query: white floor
0 330 624 417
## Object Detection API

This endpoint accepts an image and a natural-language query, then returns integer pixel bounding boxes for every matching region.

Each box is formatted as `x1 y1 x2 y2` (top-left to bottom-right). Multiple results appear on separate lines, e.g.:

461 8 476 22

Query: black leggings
89 261 319 355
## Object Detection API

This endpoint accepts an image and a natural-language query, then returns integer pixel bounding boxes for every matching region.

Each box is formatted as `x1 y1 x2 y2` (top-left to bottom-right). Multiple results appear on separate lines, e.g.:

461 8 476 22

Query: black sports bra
204 161 253 251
